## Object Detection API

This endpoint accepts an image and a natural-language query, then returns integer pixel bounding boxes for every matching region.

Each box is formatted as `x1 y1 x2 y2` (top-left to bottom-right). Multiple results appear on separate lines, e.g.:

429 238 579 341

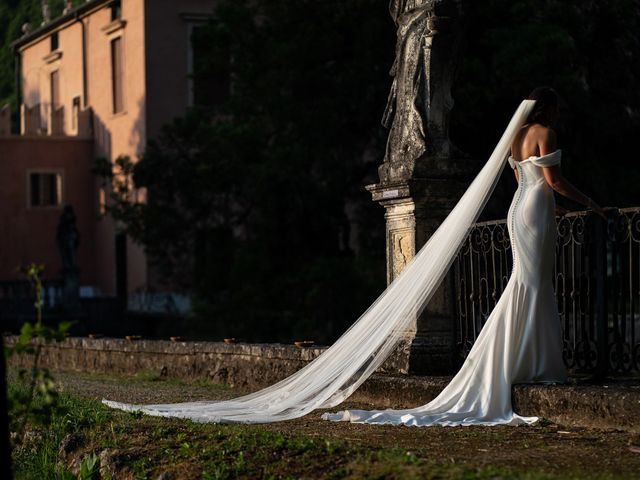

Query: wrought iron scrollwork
454 207 640 376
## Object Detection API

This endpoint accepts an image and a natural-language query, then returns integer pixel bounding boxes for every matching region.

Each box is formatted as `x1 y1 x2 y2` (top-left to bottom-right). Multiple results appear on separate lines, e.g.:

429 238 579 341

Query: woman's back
511 123 556 161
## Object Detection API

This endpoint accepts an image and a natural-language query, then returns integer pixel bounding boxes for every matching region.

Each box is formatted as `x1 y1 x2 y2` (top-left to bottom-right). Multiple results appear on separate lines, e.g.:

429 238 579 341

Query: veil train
102 100 536 423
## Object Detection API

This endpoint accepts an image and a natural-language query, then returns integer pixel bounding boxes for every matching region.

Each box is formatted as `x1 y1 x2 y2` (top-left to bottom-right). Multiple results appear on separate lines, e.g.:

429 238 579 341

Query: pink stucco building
1 0 220 305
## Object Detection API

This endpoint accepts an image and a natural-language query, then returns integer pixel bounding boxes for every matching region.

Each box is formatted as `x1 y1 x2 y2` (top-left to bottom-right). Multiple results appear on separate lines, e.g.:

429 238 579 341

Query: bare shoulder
529 124 557 152
528 123 555 139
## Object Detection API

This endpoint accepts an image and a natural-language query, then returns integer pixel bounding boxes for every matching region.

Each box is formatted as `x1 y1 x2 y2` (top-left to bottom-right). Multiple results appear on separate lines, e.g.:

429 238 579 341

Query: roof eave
10 0 112 52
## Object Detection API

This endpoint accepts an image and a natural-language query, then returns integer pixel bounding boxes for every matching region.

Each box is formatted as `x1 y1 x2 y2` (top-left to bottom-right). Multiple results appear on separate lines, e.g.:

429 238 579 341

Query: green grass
9 379 108 479
7 375 633 480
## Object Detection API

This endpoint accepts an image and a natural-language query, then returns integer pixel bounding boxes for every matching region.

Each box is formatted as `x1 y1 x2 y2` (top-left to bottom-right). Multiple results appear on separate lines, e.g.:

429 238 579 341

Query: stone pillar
369 0 472 375
57 205 82 315
61 266 81 314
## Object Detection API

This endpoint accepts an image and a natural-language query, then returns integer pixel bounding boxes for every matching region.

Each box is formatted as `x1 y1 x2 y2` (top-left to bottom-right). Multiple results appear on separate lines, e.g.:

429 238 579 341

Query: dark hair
526 87 559 126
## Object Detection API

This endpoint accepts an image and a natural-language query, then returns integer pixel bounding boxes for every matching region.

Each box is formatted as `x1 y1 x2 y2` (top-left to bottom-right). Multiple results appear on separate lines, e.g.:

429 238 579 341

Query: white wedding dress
321 149 568 426
103 100 566 426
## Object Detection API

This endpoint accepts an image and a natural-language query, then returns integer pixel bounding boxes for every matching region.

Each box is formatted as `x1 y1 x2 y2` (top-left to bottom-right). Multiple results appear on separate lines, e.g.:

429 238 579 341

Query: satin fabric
321 150 567 427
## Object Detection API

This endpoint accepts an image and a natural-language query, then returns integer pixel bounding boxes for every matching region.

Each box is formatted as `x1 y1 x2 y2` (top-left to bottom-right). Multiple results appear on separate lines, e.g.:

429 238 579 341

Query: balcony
0 102 93 138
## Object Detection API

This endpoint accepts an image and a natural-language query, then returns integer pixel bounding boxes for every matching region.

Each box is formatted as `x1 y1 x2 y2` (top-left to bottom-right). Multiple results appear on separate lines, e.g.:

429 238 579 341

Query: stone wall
7 336 640 432
7 336 327 390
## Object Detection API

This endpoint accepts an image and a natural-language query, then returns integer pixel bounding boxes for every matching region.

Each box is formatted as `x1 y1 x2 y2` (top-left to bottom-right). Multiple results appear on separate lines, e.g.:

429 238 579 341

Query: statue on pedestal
56 205 81 311
57 205 80 272
41 1 51 26
63 1 73 15
367 0 468 375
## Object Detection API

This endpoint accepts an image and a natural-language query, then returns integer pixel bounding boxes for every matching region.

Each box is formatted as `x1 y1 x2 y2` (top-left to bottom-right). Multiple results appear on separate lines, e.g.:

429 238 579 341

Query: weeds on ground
9 380 108 479
5 263 72 448
9 388 631 480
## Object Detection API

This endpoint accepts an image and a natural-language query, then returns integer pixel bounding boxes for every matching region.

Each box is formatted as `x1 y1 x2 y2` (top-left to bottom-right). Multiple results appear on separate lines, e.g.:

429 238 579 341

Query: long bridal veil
102 100 536 423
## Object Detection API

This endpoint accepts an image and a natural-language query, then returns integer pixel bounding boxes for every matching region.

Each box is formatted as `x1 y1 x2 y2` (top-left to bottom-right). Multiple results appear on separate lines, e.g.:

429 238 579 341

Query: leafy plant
78 452 99 480
5 262 72 447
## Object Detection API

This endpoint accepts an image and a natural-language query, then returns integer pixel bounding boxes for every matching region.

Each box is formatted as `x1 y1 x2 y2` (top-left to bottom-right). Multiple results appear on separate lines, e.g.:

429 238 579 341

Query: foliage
451 0 640 215
0 0 85 122
91 0 640 343
5 263 72 449
92 0 392 343
8 382 107 480
78 453 99 480
6 1 638 342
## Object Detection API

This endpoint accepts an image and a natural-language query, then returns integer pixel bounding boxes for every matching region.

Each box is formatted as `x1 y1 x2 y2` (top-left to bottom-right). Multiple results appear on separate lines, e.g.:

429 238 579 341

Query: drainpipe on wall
13 50 21 135
73 11 88 108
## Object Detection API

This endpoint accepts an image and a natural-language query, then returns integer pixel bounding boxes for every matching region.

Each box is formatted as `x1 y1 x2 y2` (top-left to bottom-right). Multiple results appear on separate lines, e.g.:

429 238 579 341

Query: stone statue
57 205 81 313
41 1 51 26
380 0 463 183
56 205 80 272
368 0 468 375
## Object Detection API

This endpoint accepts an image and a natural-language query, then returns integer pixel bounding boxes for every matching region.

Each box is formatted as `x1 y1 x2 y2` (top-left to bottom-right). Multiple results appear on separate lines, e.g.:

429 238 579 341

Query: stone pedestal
371 0 470 375
61 266 81 314
367 171 472 375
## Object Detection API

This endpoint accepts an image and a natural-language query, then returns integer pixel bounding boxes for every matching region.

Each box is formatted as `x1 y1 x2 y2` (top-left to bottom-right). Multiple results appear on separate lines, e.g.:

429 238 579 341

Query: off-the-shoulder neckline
508 149 562 164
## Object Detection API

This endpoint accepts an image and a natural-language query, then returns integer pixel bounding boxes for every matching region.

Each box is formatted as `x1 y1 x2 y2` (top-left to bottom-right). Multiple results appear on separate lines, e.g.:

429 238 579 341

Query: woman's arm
538 128 607 219
542 166 606 219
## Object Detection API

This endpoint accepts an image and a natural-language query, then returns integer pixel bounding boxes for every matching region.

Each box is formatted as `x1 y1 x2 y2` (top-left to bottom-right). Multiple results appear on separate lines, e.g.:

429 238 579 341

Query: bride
103 87 606 426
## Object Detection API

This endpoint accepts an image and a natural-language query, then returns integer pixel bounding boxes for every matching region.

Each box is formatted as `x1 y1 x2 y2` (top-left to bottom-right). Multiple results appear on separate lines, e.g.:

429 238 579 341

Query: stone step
351 374 640 432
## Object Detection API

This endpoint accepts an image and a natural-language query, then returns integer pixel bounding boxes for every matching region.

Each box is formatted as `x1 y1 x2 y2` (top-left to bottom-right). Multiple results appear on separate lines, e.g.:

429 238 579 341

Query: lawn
9 371 640 479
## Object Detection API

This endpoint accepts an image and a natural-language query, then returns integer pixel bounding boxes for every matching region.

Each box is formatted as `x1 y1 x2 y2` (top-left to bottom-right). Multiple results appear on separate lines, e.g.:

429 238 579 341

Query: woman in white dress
321 87 608 426
103 89 607 427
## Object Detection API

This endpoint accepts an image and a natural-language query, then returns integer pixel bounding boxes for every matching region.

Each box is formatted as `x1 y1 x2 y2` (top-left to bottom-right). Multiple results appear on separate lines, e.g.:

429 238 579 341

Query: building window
110 0 122 22
50 70 60 108
110 37 124 113
29 172 62 207
50 32 58 51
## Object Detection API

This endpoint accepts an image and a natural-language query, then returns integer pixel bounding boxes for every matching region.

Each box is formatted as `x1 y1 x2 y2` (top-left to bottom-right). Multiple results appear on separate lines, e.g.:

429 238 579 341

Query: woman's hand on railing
599 206 621 220
588 200 608 220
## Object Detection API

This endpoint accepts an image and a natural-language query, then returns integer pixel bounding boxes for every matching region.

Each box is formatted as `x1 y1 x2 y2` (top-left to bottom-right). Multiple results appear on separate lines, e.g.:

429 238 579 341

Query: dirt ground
52 371 640 479
56 373 640 478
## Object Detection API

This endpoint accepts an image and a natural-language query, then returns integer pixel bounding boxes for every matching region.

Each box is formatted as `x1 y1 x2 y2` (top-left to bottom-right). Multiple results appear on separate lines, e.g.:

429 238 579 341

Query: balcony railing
0 279 125 335
454 207 640 376
0 279 64 324
14 102 92 137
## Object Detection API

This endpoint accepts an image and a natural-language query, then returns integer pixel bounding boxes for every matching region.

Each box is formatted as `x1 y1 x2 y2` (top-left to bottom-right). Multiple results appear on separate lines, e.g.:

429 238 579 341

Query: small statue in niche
56 204 80 272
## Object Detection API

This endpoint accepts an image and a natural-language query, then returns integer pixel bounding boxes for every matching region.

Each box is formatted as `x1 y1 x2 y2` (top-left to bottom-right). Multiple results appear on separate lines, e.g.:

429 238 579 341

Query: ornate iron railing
0 279 63 313
454 207 640 376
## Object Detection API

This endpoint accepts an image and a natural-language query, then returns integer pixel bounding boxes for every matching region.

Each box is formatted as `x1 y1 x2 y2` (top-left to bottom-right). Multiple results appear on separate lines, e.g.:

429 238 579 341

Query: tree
96 0 640 342
451 0 640 214
96 0 392 343
0 1 86 130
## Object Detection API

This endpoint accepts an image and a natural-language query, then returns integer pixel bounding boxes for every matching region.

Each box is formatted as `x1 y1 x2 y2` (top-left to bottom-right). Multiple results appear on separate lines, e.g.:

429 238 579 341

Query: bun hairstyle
526 86 559 126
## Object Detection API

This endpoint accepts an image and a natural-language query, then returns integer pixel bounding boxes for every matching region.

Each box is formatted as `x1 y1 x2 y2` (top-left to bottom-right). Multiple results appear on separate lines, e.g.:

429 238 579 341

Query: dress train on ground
322 150 568 427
